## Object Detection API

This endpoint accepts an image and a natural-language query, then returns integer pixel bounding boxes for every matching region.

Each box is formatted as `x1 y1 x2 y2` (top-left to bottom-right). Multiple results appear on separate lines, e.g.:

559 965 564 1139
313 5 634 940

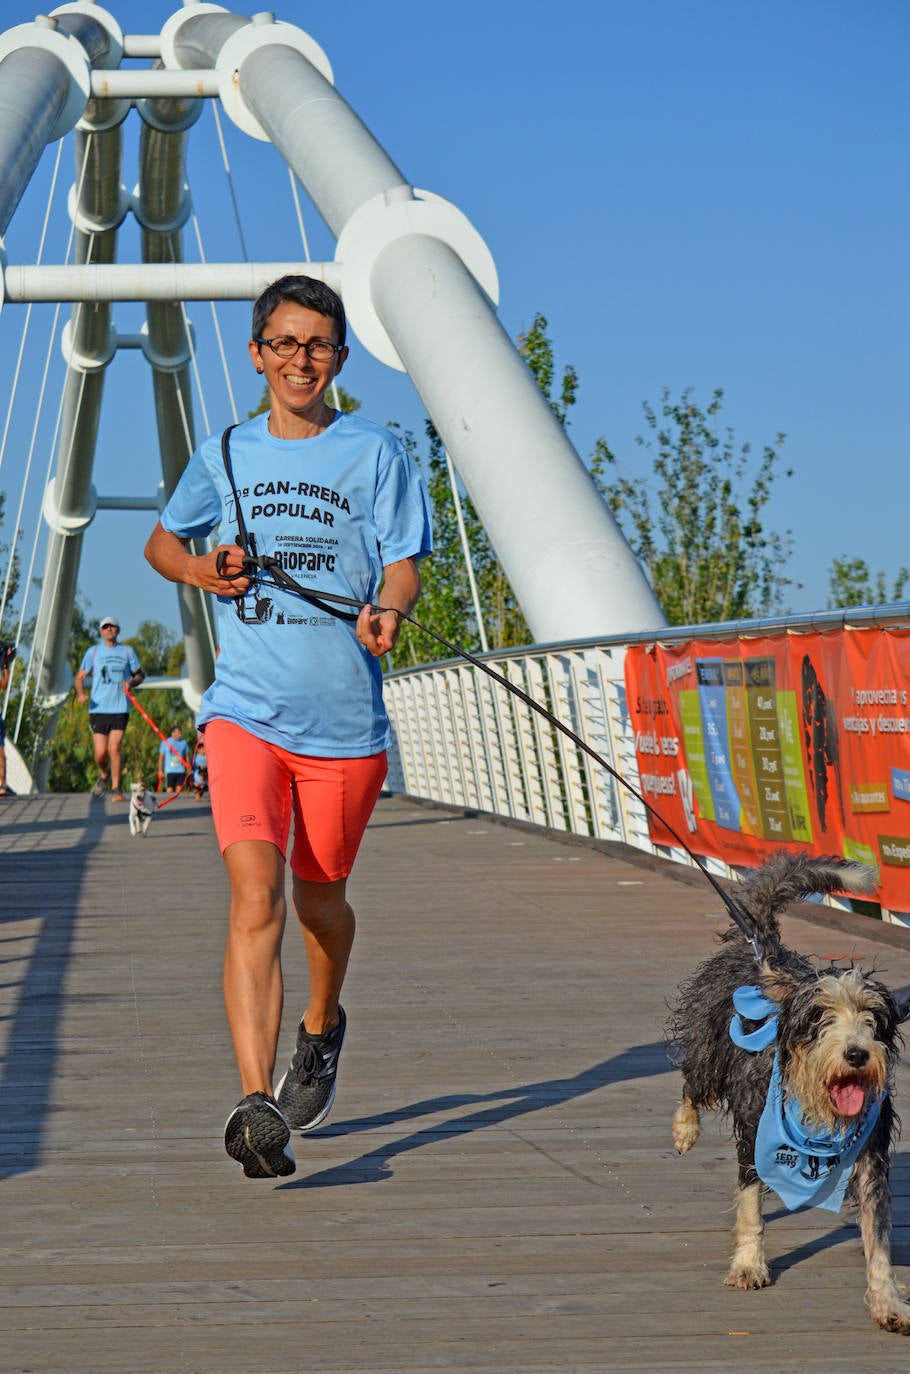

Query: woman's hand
356 604 402 656
354 556 421 656
145 523 252 597
207 544 253 596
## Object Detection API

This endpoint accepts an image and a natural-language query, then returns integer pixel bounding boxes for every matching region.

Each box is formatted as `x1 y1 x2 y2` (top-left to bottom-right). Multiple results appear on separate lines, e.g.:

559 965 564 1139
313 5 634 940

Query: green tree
827 557 909 609
517 312 578 427
390 419 533 666
392 314 579 665
3 653 53 783
0 492 47 782
0 491 20 612
594 388 792 625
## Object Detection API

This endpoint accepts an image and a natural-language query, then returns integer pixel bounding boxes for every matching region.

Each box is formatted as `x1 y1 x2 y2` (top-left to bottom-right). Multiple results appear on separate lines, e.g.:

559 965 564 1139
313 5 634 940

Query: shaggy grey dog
667 852 910 1334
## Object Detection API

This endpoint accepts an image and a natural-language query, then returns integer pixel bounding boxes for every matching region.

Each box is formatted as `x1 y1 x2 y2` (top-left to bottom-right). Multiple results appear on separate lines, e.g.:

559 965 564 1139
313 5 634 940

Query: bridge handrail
383 603 910 926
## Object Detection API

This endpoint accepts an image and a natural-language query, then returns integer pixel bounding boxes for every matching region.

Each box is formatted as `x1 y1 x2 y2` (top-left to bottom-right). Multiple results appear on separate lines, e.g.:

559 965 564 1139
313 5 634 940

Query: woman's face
248 301 348 427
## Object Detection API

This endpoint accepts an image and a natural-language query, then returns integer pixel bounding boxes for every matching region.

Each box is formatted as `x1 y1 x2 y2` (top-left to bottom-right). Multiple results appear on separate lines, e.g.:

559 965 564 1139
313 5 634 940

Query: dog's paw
724 1262 771 1291
870 1304 910 1334
671 1099 700 1154
868 1287 910 1334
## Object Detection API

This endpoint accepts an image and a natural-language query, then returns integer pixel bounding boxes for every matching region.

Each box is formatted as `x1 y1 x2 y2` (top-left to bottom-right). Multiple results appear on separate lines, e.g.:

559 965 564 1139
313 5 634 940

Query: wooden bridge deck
2 790 910 1373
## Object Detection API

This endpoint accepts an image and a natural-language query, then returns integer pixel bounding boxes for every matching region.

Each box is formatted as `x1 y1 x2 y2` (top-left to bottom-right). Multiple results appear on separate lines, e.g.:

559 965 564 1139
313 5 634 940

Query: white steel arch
0 2 665 785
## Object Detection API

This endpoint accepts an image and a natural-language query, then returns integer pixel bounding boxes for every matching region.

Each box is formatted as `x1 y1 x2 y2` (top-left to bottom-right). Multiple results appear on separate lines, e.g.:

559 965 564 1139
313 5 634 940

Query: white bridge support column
166 8 666 640
369 237 647 636
0 7 114 234
30 15 127 786
134 83 216 709
0 4 125 785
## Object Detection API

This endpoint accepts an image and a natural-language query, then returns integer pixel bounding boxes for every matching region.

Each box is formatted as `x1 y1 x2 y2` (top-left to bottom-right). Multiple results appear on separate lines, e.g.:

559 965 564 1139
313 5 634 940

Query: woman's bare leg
223 839 288 1094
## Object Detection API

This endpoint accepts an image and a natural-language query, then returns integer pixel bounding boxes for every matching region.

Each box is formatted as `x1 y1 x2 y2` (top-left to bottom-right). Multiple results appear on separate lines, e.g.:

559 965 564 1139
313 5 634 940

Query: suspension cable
175 285 211 436
158 211 220 667
444 447 489 654
190 209 239 422
286 164 343 412
0 295 71 630
287 167 313 262
8 137 94 733
211 101 249 261
0 139 64 483
0 156 85 633
4 309 67 727
13 366 89 747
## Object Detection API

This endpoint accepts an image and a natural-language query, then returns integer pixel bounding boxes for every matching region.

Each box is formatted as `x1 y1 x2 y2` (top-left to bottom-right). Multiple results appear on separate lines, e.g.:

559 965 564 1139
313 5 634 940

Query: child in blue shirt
159 725 191 793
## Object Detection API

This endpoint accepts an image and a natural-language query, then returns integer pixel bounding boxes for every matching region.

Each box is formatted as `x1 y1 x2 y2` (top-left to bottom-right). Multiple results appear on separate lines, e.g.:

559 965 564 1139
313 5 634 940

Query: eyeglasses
255 336 343 362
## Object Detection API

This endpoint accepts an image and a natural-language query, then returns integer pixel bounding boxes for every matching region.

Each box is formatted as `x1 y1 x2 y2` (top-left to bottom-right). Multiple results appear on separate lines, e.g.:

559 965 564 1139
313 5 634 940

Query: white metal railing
386 640 646 847
384 605 910 927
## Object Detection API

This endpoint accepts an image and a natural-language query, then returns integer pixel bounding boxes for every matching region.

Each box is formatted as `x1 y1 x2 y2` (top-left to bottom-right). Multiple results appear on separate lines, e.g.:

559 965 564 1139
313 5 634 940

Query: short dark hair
251 275 347 347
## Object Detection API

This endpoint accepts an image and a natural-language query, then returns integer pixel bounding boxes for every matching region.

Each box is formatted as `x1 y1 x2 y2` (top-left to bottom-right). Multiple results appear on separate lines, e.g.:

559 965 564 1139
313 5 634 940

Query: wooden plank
1 790 910 1371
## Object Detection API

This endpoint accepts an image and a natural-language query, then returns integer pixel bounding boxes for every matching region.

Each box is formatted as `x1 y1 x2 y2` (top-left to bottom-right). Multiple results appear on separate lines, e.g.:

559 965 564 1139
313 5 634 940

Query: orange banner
624 628 910 912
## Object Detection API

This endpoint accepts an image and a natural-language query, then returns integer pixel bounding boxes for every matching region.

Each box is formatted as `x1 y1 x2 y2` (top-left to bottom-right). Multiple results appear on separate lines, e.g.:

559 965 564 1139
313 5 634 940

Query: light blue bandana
729 983 884 1212
754 1055 882 1212
729 984 779 1050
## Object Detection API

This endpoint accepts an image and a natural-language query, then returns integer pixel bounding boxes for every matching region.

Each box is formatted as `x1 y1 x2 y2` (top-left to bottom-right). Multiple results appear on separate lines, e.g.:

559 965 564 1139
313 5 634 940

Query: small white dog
128 780 158 837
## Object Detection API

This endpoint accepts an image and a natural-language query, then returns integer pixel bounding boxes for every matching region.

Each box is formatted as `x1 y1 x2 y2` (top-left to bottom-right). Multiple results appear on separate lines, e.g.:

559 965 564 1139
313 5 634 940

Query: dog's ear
885 985 910 1024
759 965 800 1004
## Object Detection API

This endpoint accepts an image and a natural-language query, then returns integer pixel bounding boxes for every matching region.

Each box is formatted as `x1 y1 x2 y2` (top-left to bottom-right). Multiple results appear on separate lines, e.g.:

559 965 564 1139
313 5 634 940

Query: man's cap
99 616 120 629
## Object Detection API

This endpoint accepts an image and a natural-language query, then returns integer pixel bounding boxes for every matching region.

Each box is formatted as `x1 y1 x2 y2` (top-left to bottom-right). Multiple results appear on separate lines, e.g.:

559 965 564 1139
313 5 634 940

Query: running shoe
275 1006 346 1133
223 1092 296 1178
111 792 126 803
91 775 108 798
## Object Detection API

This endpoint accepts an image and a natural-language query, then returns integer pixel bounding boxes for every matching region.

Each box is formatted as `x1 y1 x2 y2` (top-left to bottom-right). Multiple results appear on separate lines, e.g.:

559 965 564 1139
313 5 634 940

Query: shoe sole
224 1102 295 1178
274 1070 339 1135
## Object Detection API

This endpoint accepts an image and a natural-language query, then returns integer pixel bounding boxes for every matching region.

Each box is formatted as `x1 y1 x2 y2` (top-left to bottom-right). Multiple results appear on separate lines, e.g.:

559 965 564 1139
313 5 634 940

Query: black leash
214 425 765 955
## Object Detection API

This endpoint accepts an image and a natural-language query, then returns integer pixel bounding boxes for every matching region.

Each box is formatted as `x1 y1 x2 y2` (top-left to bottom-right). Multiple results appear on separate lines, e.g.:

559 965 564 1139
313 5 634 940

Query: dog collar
729 984 779 1051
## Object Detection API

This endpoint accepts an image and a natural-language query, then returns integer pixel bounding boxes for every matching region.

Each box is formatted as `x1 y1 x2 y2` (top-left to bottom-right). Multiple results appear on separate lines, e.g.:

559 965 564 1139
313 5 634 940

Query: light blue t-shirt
159 736 190 773
79 641 141 714
160 411 432 756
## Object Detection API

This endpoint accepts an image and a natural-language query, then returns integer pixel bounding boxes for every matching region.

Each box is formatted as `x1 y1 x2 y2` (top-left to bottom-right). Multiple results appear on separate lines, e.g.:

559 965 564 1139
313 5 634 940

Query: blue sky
0 0 906 641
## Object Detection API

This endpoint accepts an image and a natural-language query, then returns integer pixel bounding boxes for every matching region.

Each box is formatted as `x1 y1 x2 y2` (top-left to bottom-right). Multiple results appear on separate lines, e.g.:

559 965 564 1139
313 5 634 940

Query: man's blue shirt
79 642 141 714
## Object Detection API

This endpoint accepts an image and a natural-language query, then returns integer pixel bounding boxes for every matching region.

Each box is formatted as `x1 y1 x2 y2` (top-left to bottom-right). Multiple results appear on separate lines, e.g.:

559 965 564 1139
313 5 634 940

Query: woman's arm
356 556 421 657
144 521 251 597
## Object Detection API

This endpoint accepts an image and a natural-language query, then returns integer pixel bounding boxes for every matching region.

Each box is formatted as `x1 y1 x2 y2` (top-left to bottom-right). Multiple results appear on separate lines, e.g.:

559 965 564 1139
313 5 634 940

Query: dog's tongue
830 1080 866 1117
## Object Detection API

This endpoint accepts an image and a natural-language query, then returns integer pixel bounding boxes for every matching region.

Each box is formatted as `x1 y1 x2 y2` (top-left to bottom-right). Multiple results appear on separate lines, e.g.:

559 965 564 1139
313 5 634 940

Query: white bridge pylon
0 1 665 762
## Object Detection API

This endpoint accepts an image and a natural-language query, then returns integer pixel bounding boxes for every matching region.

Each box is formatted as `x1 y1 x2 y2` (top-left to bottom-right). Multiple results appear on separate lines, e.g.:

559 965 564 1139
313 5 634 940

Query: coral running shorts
204 718 387 882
